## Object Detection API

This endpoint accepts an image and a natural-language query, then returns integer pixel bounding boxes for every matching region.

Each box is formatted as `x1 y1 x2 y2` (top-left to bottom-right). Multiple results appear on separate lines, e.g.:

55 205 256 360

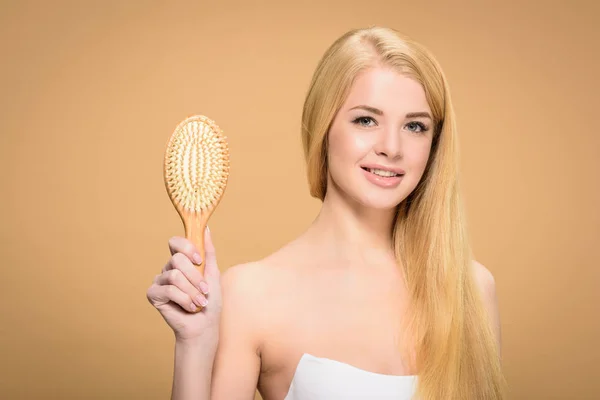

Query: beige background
1 1 598 399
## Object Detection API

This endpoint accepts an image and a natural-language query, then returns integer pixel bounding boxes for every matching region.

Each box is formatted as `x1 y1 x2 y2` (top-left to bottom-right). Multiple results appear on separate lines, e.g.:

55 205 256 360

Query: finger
155 269 208 308
201 227 221 307
203 226 220 286
164 252 210 295
168 236 203 265
146 284 203 313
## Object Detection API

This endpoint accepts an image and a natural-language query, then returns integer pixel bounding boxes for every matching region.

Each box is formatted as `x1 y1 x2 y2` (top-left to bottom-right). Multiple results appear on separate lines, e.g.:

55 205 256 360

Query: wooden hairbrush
163 115 230 277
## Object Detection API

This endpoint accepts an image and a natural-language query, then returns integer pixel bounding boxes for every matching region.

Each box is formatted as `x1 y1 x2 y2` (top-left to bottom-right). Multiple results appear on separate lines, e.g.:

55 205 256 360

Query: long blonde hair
301 27 507 399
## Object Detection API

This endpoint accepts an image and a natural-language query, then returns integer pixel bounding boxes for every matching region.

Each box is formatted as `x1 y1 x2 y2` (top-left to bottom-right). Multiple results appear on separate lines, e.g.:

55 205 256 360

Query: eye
352 116 377 127
406 121 429 134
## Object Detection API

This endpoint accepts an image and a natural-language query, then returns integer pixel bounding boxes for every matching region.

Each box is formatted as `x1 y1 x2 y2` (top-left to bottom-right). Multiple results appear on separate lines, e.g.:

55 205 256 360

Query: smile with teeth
363 167 402 177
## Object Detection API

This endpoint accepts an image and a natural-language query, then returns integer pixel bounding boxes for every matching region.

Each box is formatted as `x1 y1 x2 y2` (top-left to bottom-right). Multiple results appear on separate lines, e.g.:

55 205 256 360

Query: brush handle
183 212 209 276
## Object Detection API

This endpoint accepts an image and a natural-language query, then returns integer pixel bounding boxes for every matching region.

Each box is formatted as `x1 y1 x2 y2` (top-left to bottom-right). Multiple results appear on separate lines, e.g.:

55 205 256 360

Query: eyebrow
349 105 432 120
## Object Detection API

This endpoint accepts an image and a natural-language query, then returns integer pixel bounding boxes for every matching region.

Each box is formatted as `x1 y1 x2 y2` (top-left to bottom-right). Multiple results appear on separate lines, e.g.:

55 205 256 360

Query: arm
210 263 263 399
172 334 219 400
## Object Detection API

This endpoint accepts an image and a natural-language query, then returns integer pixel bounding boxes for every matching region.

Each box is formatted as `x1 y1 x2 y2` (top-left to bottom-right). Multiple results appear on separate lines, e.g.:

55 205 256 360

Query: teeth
368 168 399 177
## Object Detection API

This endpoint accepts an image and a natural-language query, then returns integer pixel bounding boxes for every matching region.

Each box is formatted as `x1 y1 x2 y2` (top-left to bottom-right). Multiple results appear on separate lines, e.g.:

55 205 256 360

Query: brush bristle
165 116 230 213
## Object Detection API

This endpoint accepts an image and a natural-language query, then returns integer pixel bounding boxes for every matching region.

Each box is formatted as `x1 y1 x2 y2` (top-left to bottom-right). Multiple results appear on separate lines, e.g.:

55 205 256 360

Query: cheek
350 133 374 155
407 141 433 174
329 129 372 162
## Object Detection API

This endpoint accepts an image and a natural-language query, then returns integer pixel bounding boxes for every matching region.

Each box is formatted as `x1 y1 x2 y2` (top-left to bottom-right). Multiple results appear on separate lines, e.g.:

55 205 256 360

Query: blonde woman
147 26 507 399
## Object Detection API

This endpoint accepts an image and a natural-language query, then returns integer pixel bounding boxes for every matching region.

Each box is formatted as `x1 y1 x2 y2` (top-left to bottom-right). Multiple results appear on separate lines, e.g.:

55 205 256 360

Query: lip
361 167 404 188
360 163 406 176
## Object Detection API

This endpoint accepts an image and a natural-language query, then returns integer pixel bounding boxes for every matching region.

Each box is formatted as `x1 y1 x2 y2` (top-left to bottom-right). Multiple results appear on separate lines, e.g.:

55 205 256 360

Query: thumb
203 225 220 284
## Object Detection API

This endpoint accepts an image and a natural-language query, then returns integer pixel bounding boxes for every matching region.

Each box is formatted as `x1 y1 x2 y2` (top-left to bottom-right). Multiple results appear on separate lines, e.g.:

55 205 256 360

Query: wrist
175 329 219 350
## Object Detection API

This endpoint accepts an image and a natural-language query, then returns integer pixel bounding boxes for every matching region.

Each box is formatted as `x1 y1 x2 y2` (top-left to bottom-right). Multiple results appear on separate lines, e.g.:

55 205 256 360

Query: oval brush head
163 115 230 278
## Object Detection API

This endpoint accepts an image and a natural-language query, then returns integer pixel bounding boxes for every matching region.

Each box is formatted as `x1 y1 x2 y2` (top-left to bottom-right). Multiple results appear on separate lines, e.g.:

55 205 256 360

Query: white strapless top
284 353 417 400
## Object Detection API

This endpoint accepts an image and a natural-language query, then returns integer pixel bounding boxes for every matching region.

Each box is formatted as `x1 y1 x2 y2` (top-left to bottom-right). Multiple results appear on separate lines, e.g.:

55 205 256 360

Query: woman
147 26 507 399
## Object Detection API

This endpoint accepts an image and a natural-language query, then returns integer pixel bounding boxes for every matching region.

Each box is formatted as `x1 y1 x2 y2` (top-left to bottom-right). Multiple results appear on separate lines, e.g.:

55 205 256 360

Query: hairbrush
163 115 230 278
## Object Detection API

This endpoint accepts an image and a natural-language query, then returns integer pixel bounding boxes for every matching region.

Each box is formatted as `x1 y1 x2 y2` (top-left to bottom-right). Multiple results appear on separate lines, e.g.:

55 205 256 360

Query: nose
373 126 402 160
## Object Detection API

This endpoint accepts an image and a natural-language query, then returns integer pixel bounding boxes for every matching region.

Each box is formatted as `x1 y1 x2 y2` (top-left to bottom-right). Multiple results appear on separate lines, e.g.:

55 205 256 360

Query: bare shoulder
219 233 312 316
471 260 502 352
218 243 305 335
472 260 497 297
221 261 269 291
220 251 295 313
220 261 275 313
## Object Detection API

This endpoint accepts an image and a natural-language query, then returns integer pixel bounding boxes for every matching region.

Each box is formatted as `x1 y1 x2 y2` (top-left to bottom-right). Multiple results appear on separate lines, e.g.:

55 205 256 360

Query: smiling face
326 66 434 210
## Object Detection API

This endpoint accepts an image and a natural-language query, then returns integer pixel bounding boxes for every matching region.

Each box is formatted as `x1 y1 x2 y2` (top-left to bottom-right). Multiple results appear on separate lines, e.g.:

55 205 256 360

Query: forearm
171 336 218 400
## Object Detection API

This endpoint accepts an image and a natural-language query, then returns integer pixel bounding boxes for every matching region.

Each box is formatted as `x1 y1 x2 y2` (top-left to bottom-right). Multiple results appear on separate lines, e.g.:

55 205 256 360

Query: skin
147 66 502 400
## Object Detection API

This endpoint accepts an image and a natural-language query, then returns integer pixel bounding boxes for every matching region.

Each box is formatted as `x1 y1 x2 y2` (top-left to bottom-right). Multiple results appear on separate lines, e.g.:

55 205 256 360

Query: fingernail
198 281 209 295
189 302 198 312
195 295 208 307
194 294 205 307
192 253 202 265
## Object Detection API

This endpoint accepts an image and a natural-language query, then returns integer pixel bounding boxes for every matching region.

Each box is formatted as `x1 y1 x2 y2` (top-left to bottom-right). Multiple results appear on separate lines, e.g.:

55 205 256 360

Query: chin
360 196 403 211
349 189 405 211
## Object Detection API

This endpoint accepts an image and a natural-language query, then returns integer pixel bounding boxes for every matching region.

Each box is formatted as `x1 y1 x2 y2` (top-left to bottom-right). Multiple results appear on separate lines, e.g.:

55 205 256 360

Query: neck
304 178 398 266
